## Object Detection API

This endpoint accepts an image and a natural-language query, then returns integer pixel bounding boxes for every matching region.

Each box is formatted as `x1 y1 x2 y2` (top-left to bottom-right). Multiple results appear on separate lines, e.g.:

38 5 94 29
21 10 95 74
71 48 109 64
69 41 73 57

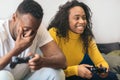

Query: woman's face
69 6 87 34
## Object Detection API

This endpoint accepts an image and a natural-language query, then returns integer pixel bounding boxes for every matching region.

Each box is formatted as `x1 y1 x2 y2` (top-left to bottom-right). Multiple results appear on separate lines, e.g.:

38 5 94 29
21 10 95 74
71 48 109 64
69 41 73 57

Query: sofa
97 42 120 54
97 42 120 79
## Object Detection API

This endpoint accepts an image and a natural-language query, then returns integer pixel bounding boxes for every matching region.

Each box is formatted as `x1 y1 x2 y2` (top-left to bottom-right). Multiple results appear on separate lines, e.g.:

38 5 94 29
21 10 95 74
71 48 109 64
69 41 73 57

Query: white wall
0 0 21 19
80 0 120 43
0 0 120 43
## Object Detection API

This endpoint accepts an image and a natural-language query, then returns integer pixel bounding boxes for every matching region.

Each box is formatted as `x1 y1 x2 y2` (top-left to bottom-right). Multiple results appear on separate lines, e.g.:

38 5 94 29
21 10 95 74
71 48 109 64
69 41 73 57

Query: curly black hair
17 0 43 19
48 0 94 53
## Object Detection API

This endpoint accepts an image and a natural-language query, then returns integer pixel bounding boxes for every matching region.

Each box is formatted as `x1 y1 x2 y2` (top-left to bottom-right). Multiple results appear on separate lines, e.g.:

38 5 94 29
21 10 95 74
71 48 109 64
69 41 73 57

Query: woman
48 0 118 80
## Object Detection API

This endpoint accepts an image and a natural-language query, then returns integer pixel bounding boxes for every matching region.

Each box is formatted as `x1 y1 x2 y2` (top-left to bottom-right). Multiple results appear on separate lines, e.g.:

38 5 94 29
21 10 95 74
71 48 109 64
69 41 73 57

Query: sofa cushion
103 50 120 74
97 42 120 54
107 50 120 56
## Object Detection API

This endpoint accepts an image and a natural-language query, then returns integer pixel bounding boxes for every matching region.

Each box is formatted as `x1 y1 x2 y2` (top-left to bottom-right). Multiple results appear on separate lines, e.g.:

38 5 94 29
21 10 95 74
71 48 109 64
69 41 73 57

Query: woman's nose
78 18 85 23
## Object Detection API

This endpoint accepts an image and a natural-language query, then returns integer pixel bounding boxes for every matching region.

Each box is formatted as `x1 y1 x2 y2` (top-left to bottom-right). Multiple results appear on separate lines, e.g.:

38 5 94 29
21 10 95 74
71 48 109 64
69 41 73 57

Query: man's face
13 13 41 40
69 6 87 34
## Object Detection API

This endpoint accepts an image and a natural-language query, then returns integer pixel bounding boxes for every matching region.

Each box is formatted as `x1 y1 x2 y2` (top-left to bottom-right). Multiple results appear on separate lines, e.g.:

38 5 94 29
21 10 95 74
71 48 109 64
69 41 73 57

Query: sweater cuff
64 65 78 77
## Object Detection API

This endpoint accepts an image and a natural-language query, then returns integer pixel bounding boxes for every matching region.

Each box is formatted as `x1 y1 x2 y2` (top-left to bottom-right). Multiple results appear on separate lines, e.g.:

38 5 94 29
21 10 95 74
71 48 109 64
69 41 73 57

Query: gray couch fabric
102 50 120 80
97 42 120 79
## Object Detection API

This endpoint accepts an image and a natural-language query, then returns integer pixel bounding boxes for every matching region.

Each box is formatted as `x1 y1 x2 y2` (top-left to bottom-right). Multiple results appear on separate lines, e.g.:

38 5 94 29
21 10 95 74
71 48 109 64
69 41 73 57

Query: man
0 0 66 80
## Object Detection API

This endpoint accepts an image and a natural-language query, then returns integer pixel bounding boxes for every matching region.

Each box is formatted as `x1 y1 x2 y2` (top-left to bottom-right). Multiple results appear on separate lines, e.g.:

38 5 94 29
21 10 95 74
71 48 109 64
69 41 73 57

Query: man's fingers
29 65 40 70
26 52 33 57
24 30 32 37
18 27 23 39
29 54 40 62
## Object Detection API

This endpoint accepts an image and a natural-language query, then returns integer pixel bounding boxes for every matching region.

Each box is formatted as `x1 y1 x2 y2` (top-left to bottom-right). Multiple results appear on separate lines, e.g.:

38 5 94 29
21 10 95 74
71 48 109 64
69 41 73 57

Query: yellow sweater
49 28 109 77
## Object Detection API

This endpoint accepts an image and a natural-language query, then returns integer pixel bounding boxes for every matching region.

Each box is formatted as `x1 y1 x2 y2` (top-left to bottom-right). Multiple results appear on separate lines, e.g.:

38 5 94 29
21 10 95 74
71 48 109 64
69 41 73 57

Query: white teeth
77 26 83 27
77 27 83 28
76 26 84 30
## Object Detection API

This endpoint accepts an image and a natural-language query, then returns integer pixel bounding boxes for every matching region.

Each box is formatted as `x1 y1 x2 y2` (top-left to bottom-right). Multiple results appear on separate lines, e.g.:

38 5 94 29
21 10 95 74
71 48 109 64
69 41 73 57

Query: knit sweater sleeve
64 65 78 77
88 40 109 68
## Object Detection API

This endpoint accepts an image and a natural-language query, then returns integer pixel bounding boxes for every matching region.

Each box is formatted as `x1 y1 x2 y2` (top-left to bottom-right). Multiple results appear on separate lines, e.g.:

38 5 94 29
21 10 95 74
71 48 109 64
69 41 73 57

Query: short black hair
17 0 43 19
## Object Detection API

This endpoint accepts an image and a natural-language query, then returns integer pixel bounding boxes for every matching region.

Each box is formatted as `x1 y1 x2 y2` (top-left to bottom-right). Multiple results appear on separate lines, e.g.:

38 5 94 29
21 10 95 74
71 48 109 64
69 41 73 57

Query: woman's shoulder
48 27 57 34
49 27 57 32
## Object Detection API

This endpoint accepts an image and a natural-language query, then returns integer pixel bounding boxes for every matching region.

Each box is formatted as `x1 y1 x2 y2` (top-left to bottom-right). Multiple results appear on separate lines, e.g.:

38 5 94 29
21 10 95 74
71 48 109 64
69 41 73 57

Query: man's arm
0 26 36 69
39 40 67 69
28 40 67 70
0 47 22 69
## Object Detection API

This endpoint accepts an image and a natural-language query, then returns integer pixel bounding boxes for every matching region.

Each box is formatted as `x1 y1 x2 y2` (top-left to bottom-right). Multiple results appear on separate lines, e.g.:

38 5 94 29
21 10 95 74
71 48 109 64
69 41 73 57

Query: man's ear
12 13 17 22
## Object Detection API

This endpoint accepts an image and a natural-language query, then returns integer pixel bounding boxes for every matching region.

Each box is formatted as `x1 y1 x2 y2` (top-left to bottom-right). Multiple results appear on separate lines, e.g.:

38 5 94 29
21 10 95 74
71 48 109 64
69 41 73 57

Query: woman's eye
74 17 80 20
82 16 86 20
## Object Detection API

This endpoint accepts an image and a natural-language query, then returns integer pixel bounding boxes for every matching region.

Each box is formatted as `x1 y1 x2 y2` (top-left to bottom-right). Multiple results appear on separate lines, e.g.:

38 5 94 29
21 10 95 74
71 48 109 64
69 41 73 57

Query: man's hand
78 64 93 79
14 27 36 55
28 54 42 70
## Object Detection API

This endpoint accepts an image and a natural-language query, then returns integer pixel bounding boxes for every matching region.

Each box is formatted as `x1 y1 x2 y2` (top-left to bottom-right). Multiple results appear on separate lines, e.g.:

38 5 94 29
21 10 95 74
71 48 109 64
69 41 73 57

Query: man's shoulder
0 19 8 24
0 19 8 31
0 19 9 41
0 20 5 23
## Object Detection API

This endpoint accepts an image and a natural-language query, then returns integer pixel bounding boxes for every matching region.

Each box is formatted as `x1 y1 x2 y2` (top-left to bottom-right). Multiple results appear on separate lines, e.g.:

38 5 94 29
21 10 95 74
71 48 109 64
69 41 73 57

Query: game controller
87 66 107 74
10 56 32 69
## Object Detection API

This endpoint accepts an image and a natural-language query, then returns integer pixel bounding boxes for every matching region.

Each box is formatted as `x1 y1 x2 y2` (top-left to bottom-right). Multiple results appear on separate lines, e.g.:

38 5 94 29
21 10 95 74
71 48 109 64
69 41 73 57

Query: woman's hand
78 64 93 79
98 64 109 78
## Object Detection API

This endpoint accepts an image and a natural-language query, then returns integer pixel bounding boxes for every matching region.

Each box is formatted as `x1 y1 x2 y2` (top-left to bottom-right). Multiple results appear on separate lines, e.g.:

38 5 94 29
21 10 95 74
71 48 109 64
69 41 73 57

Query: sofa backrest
97 42 120 54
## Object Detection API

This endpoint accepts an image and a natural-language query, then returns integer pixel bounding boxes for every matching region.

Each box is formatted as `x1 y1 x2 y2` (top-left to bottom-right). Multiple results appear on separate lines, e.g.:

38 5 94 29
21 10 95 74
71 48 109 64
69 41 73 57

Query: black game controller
10 56 32 69
87 67 107 74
